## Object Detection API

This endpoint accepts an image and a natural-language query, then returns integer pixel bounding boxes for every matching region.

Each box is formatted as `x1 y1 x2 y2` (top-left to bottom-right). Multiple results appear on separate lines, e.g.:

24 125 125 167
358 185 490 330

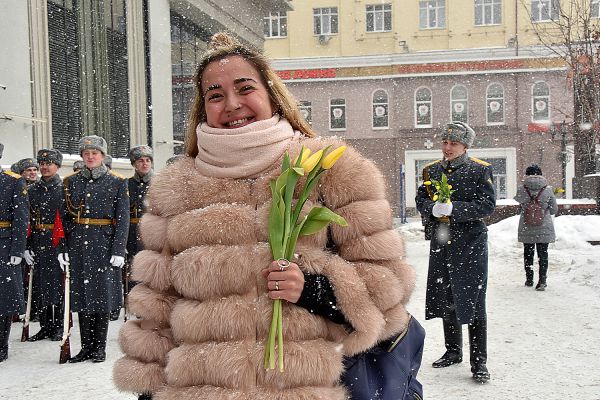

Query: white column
127 0 148 148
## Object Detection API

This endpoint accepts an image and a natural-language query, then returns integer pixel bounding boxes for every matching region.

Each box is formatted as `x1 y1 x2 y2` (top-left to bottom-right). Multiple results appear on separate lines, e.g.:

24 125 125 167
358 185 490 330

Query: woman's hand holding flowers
262 260 305 303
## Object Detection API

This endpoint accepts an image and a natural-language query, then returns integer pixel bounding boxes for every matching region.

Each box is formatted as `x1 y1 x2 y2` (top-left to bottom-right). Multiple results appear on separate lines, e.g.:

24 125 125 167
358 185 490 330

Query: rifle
21 266 34 342
122 259 130 322
59 265 72 364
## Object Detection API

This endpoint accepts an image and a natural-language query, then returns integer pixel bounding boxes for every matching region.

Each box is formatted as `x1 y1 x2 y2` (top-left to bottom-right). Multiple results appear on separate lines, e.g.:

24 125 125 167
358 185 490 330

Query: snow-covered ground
1 215 599 399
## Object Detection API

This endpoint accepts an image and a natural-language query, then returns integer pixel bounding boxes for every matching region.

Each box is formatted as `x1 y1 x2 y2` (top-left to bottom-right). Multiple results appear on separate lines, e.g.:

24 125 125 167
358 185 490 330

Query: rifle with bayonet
59 264 72 364
21 266 34 341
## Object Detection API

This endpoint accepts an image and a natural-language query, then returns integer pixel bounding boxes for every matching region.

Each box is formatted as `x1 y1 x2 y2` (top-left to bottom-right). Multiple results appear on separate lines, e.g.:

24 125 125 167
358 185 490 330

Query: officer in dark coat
24 149 65 342
58 135 129 363
18 158 40 186
416 122 496 383
0 142 29 362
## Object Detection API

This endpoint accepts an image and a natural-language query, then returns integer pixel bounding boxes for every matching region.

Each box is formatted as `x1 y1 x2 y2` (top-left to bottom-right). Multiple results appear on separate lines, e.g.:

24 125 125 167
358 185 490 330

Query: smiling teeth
228 118 248 127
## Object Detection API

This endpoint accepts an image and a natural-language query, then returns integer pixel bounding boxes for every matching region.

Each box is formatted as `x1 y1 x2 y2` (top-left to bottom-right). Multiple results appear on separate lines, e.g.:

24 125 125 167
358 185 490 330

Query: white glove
24 250 35 266
57 253 70 272
110 255 125 268
432 202 453 218
10 256 22 265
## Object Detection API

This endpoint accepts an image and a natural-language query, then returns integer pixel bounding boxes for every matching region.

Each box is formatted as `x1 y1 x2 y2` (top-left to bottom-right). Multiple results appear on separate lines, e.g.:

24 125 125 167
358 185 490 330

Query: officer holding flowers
416 121 496 383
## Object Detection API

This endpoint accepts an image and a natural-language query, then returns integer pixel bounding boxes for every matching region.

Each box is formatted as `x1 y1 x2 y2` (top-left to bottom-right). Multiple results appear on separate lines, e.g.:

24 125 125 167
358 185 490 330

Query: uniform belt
75 218 114 226
34 224 54 230
130 218 141 224
0 221 11 228
436 216 450 223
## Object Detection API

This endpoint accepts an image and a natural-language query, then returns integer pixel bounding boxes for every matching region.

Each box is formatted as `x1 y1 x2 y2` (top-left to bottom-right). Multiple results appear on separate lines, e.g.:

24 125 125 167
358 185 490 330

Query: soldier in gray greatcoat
0 142 29 362
514 164 558 290
416 122 496 383
24 149 65 342
58 135 129 363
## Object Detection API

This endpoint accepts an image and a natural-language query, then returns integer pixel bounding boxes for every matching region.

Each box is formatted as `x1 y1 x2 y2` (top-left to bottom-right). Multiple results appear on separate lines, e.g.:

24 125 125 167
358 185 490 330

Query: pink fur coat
113 137 415 399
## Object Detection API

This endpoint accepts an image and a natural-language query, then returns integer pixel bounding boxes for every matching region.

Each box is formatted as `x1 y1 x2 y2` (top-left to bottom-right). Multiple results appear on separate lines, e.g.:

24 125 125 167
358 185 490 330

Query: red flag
52 210 65 247
27 223 31 238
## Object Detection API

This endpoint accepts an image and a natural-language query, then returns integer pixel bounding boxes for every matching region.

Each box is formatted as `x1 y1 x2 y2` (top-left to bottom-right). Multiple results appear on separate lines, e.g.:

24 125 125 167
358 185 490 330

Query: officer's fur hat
73 160 84 172
128 145 153 165
10 162 20 174
37 148 63 167
19 158 39 171
441 121 476 148
104 155 113 169
79 135 107 155
0 142 3 159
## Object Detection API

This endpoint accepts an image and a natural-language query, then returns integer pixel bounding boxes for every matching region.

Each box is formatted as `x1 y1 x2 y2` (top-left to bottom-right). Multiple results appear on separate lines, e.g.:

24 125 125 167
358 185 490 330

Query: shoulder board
62 171 80 181
3 170 21 179
423 159 441 170
110 170 126 179
469 157 491 166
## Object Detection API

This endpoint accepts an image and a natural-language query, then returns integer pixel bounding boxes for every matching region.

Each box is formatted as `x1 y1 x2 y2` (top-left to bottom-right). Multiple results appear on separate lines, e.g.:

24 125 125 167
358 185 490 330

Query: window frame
299 100 312 126
532 81 551 122
366 3 392 33
329 98 346 131
419 0 446 29
531 0 560 22
415 87 433 128
372 89 390 129
450 84 469 123
486 83 505 126
475 0 502 26
592 0 600 18
313 7 339 36
264 11 288 38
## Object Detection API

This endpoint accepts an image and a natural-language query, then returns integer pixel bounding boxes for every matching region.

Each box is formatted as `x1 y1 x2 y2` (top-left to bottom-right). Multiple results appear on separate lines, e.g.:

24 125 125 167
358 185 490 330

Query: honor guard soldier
24 149 65 342
58 135 129 363
416 122 496 384
0 143 29 362
18 158 40 186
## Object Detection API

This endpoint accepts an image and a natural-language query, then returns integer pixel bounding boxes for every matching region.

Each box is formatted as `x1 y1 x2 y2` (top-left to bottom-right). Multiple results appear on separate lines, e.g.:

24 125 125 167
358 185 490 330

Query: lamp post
551 121 569 196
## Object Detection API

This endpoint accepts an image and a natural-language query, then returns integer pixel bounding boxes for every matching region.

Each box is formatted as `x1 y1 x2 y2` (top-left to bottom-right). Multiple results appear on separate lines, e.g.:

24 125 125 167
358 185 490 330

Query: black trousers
524 243 549 273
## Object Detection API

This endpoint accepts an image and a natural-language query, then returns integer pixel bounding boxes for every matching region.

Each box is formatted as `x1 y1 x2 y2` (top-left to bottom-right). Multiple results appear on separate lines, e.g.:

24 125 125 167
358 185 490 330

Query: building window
264 12 287 38
372 89 389 129
479 157 507 199
592 0 600 18
415 87 432 128
531 0 559 22
330 98 346 130
314 7 338 35
419 0 445 29
532 81 550 121
475 0 502 25
450 85 468 123
299 101 312 125
366 4 392 32
486 83 505 125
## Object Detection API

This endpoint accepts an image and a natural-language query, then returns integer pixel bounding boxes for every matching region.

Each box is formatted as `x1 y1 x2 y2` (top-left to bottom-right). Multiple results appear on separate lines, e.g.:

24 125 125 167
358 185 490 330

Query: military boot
432 317 463 368
92 313 109 363
524 266 534 287
28 306 51 341
536 261 548 291
469 317 490 383
68 312 94 363
0 315 13 362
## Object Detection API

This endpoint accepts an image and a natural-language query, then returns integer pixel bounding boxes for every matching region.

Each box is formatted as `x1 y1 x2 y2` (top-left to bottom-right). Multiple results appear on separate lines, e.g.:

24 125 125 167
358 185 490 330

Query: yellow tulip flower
300 149 324 173
293 148 312 166
424 181 432 186
432 194 439 201
322 146 347 170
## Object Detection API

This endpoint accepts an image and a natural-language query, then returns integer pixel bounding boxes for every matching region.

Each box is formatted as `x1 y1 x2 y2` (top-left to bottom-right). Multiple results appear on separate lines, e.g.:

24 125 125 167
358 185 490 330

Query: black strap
525 186 546 201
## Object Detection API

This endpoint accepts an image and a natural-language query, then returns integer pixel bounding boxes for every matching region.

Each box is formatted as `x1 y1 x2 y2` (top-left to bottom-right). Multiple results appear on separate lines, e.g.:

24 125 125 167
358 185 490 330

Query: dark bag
524 187 546 226
341 315 425 400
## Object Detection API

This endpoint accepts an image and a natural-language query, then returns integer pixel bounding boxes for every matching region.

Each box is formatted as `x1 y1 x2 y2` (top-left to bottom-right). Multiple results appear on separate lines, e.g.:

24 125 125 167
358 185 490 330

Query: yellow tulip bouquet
424 172 454 203
265 145 348 372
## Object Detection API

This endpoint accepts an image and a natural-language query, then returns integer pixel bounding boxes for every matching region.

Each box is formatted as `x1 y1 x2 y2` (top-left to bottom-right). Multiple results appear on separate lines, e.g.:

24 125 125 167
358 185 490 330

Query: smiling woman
113 32 416 400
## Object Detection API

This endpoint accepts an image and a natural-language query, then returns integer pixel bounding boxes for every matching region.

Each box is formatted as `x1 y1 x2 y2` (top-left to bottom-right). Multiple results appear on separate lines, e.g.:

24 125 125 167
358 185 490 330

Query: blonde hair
185 32 316 157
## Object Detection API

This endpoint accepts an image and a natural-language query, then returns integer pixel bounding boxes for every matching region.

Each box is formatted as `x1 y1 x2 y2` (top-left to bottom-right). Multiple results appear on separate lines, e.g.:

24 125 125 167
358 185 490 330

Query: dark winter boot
536 262 548 291
50 304 64 341
68 312 94 363
524 266 534 287
91 313 109 363
468 317 490 383
28 306 51 342
0 315 13 362
432 317 463 368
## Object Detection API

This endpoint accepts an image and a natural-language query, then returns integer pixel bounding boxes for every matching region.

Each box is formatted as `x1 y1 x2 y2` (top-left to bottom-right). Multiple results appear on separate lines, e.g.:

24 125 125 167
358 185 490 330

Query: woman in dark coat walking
514 164 558 290
58 135 129 363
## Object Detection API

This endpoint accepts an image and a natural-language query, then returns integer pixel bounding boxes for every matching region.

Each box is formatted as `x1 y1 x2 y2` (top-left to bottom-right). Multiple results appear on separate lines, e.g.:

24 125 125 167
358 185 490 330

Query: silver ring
276 258 290 271
274 281 280 291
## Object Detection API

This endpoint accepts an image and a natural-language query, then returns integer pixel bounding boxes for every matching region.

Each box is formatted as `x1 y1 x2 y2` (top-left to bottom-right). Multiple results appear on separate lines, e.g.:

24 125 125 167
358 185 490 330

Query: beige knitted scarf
195 116 297 179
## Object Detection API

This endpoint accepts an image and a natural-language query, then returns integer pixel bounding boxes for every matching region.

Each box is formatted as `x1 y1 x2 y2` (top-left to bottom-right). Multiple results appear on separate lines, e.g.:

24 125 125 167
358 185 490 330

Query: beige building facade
263 0 586 213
